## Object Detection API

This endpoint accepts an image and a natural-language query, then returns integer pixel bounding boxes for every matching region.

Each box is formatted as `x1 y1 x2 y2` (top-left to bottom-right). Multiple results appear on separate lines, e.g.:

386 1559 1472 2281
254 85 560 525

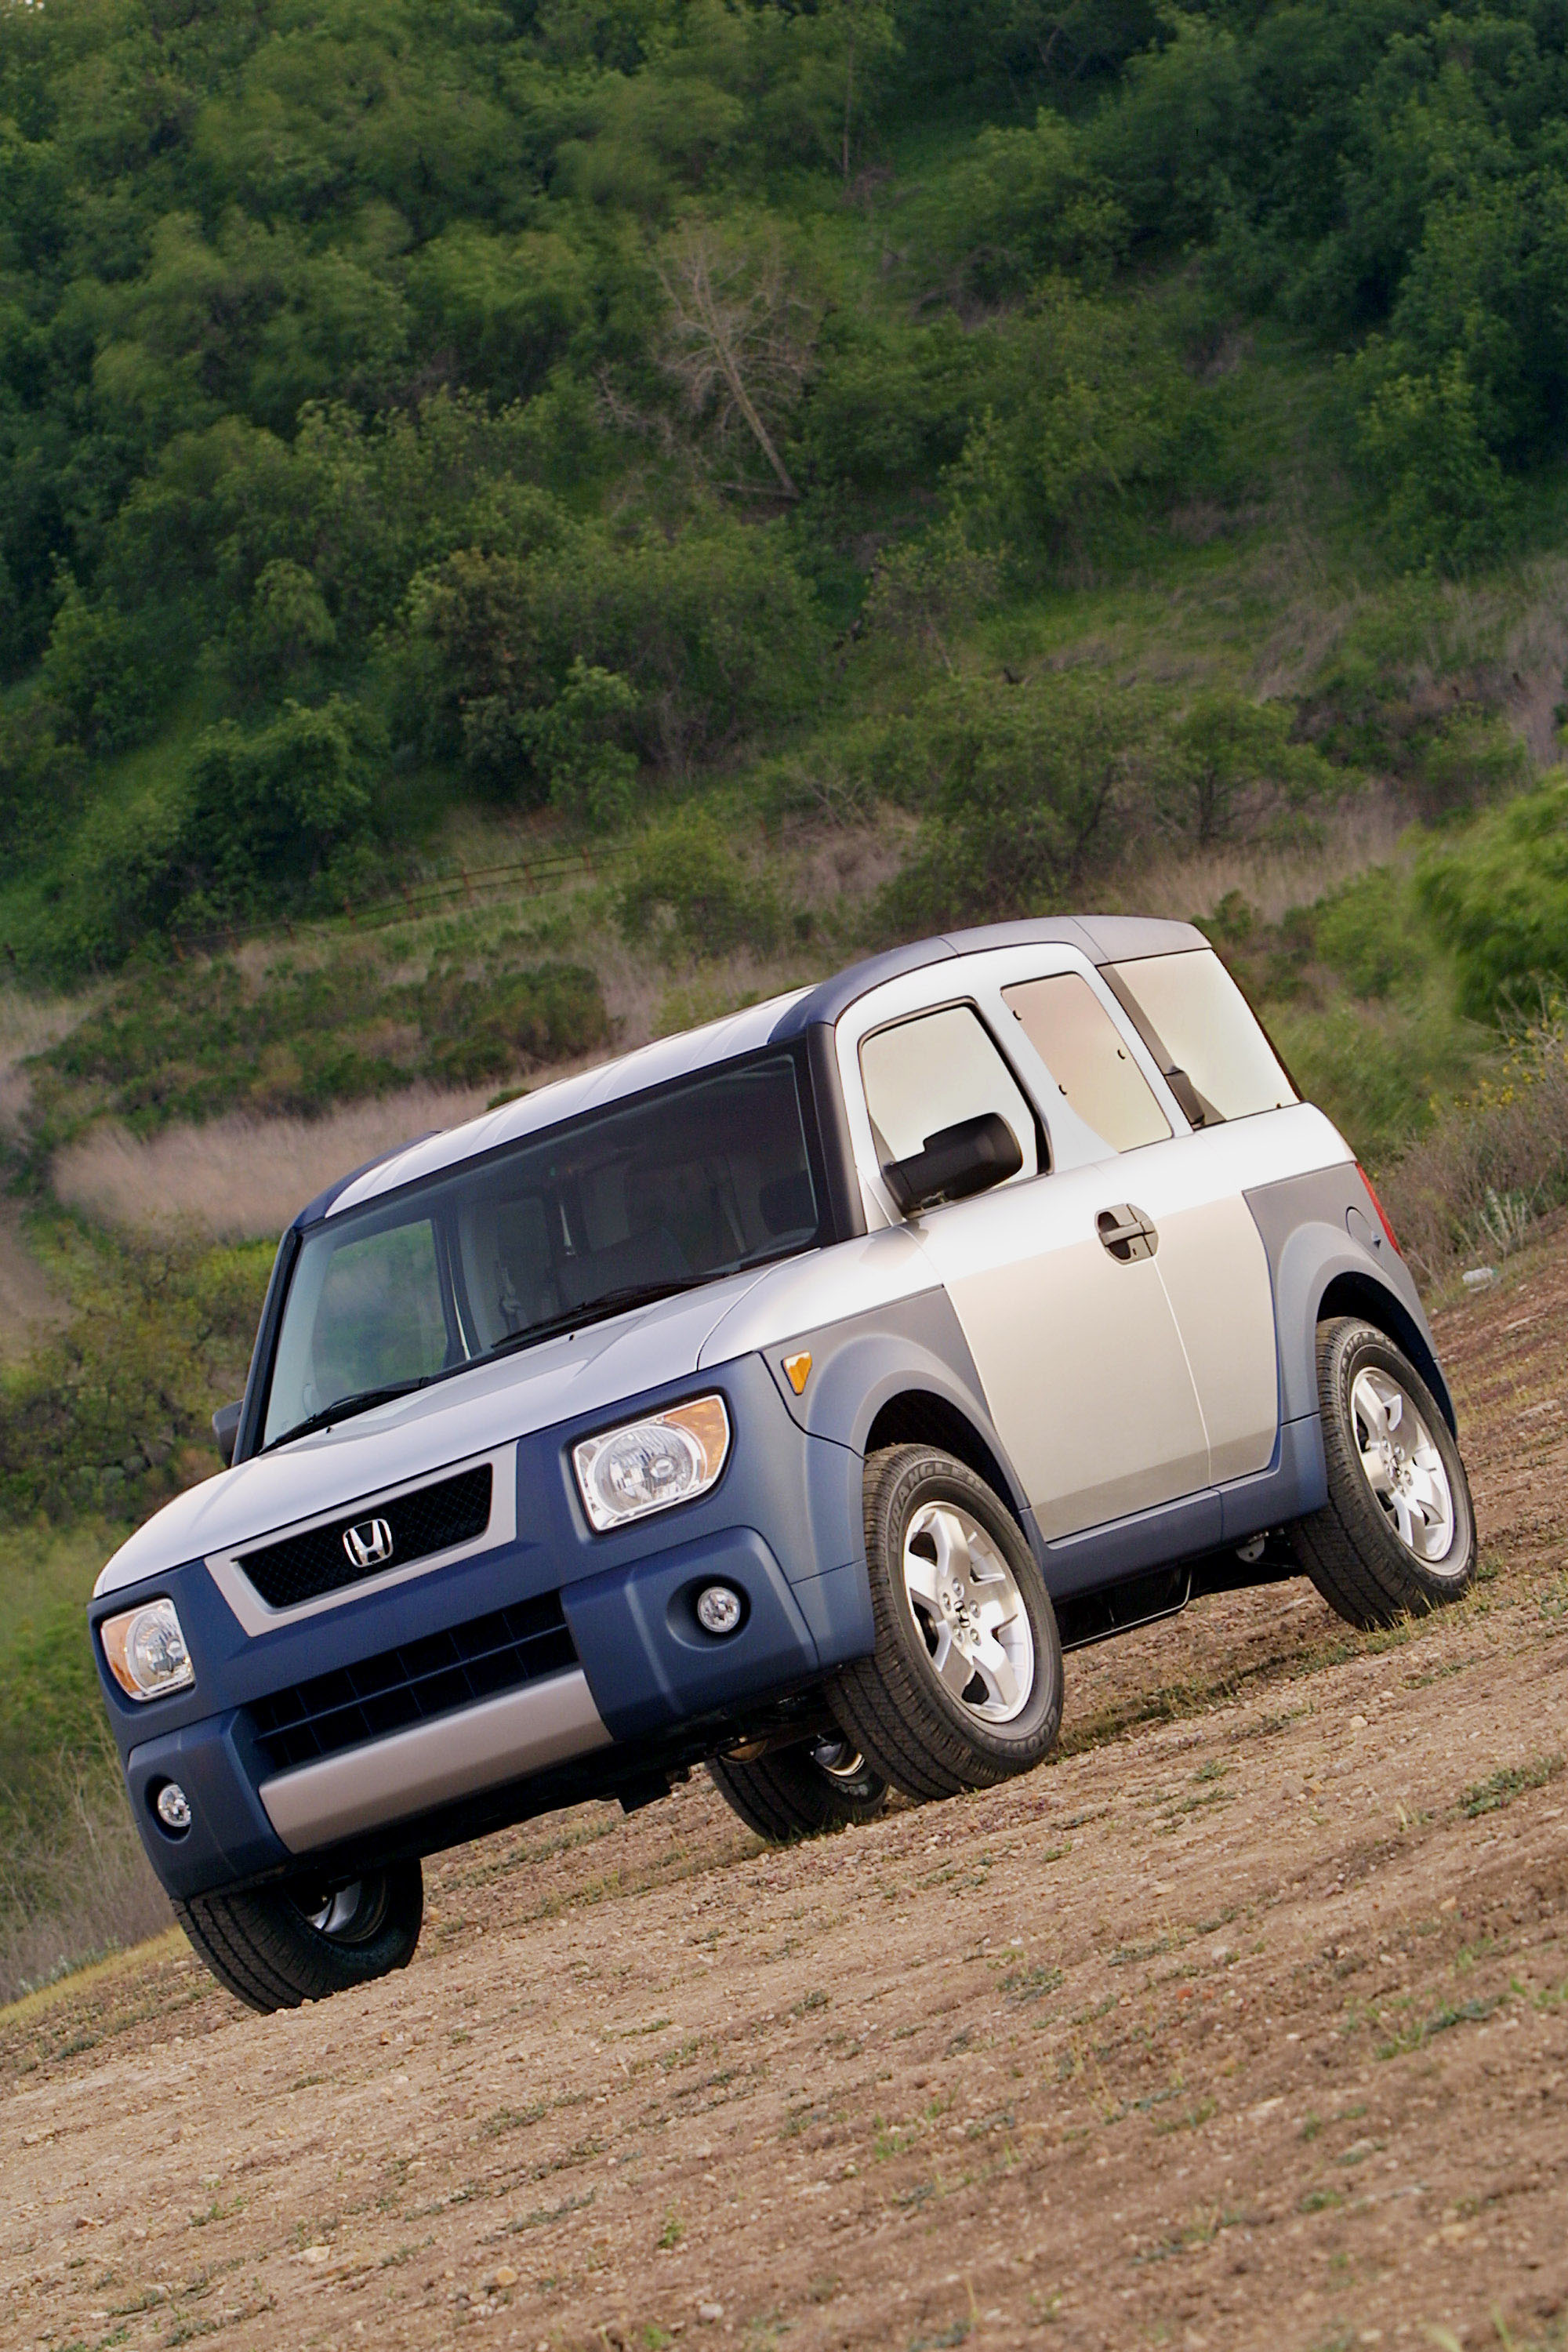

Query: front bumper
92 1355 873 1900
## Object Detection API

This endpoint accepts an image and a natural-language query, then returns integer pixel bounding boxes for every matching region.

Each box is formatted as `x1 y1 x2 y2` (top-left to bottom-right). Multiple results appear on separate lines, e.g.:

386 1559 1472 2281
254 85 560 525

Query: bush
39 945 611 1129
38 575 160 756
948 286 1209 565
410 509 824 789
1153 691 1338 846
182 695 384 913
879 671 1154 929
616 808 781 962
1350 347 1513 571
1418 776 1568 1018
930 109 1127 300
1375 1007 1568 1285
0 1231 271 1526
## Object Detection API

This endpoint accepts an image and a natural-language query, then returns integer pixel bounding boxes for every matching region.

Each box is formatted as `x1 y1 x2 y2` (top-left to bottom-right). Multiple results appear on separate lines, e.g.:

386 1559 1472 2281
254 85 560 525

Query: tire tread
172 1861 423 2014
1291 1317 1475 1631
829 1446 1062 1802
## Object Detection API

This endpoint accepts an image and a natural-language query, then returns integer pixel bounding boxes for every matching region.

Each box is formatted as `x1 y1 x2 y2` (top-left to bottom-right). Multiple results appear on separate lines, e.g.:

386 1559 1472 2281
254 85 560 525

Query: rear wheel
707 1735 888 1843
174 1859 423 2013
829 1446 1063 1802
1291 1317 1475 1630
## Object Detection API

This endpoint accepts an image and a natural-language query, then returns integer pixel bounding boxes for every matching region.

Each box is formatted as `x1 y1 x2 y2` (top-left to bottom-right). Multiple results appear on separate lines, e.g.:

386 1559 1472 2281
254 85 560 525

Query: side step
1054 1534 1297 1653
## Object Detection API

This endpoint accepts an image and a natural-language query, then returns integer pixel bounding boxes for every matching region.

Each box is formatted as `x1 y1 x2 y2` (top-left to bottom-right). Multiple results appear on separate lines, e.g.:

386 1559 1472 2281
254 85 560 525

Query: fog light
695 1584 743 1636
154 1782 192 1834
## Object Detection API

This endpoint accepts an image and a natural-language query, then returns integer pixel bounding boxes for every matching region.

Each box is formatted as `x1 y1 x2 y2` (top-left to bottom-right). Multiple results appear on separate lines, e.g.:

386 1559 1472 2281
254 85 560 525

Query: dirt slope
5 1250 1568 2352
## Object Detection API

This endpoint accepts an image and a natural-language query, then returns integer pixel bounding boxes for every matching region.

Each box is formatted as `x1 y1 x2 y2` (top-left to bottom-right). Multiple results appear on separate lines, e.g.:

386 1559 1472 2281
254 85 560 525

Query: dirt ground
5 1250 1568 2352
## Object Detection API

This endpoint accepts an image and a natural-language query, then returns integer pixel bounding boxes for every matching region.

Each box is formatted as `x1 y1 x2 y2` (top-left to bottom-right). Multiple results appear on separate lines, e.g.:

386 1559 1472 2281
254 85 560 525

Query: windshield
260 1052 823 1449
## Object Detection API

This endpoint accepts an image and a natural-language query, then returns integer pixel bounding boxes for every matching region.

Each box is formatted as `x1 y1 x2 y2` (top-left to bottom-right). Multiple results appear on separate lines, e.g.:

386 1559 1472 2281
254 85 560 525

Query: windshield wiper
262 1374 438 1453
481 1273 722 1363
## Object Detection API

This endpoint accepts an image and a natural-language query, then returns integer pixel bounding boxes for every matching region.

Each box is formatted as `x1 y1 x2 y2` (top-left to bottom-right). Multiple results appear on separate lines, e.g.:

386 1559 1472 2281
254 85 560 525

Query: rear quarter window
1107 949 1297 1123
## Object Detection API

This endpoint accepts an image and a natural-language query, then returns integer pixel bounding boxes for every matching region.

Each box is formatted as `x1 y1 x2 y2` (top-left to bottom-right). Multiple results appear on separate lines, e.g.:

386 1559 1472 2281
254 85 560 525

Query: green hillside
1 0 1567 969
10 0 1568 1994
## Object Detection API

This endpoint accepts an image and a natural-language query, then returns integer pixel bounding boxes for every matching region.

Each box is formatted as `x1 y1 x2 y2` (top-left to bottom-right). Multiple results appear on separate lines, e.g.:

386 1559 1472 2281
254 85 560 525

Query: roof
311 915 1206 1225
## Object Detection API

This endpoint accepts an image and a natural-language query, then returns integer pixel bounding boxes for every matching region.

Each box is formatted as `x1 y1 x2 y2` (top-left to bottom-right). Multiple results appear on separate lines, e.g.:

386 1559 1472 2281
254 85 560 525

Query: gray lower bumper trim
258 1668 614 1854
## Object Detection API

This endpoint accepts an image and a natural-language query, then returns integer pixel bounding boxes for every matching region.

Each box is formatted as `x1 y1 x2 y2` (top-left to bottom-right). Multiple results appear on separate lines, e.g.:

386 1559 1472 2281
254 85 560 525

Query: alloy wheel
901 1499 1036 1725
1349 1366 1458 1567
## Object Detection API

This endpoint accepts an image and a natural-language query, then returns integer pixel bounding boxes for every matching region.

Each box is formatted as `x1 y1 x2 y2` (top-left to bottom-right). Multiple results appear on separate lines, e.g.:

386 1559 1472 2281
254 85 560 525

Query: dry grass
0 1201 71 1365
50 1085 500 1240
0 1795 170 2007
0 982 90 1141
1377 1010 1568 1286
1127 786 1412 924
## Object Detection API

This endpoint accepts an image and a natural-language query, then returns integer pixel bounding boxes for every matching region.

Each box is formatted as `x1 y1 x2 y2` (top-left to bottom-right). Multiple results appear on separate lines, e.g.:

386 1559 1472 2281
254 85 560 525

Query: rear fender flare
1273 1221 1455 1434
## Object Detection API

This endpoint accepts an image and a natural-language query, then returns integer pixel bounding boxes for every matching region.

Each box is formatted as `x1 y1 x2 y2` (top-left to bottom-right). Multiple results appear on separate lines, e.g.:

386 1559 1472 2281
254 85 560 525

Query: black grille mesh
237 1465 494 1610
249 1592 576 1775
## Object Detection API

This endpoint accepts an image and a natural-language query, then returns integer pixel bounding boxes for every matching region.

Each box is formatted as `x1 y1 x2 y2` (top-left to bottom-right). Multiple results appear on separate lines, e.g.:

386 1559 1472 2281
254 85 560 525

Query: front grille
249 1592 577 1775
237 1465 494 1610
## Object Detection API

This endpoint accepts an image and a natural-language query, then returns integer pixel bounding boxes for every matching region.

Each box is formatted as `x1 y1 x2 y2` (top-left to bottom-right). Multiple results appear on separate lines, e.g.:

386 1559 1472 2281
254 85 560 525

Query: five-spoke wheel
1293 1317 1475 1628
830 1446 1063 1801
902 1497 1035 1725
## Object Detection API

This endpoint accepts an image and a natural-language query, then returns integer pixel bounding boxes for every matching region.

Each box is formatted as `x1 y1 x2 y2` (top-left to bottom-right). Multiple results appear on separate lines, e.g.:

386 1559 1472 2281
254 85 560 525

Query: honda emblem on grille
343 1515 394 1570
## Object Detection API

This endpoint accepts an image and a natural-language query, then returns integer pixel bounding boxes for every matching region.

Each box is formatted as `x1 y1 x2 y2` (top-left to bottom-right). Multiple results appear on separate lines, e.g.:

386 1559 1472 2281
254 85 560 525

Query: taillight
1357 1165 1402 1256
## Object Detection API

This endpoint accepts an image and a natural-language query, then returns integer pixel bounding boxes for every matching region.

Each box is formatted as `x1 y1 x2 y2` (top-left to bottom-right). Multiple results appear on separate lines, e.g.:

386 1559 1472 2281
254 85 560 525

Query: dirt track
6 1249 1568 2352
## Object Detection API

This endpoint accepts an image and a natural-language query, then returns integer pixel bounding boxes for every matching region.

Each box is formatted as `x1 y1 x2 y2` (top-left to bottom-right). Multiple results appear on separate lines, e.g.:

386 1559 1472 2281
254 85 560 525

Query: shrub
616 808 781 962
949 285 1209 565
39 945 610 1129
1153 691 1339 846
1417 776 1568 1018
410 510 824 789
879 671 1154 929
38 575 161 756
1376 1007 1568 1285
0 1231 272 1526
182 695 385 913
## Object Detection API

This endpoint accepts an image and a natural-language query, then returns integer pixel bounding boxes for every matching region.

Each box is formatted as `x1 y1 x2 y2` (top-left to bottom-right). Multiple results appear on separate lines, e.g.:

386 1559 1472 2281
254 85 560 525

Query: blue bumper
90 1356 873 1900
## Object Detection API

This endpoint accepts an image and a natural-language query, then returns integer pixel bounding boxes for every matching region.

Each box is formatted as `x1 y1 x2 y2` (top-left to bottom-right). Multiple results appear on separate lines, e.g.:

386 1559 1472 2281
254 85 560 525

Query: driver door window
859 1004 1039 1189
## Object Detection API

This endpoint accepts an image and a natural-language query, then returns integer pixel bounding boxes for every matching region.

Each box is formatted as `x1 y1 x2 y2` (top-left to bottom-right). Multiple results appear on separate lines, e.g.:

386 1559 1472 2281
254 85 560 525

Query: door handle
1097 1203 1159 1262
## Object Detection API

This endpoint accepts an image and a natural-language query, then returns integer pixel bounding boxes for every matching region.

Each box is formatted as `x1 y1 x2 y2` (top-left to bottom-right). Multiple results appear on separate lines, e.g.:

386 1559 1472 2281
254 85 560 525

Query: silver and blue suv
89 918 1475 2010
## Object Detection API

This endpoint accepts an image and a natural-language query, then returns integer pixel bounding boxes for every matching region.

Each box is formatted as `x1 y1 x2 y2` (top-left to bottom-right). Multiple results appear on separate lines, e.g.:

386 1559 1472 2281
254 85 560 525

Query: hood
93 1269 772 1599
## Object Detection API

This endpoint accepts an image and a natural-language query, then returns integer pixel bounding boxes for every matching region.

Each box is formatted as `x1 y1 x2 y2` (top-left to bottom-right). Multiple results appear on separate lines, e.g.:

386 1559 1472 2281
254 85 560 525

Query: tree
654 226 817 497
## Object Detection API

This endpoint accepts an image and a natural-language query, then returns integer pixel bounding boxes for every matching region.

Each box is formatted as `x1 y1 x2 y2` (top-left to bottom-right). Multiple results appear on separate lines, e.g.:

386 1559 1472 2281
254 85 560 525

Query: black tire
173 1860 423 2014
828 1446 1063 1802
1291 1317 1475 1631
707 1735 889 1844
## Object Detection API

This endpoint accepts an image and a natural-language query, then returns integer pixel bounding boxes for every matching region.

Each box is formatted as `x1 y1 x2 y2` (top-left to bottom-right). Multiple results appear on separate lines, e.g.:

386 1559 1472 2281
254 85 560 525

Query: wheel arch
1314 1270 1456 1435
863 1388 1024 1529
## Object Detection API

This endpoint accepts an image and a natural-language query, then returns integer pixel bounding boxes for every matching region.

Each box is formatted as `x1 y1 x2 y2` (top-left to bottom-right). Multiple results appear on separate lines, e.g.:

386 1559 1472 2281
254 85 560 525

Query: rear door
1098 947 1294 1486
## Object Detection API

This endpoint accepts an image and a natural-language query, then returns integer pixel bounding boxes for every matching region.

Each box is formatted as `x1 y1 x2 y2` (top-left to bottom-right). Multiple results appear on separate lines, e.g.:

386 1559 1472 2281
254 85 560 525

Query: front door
856 997 1210 1542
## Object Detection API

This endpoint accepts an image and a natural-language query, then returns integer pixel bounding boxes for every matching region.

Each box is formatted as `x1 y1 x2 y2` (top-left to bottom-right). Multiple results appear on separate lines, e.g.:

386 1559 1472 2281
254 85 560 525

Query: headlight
572 1396 731 1532
100 1598 195 1702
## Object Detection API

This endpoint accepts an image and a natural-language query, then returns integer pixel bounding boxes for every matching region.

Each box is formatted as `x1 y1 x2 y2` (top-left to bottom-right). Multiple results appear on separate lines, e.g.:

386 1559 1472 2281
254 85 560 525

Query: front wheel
174 1859 423 2013
829 1446 1063 1802
707 1735 888 1843
1291 1317 1475 1630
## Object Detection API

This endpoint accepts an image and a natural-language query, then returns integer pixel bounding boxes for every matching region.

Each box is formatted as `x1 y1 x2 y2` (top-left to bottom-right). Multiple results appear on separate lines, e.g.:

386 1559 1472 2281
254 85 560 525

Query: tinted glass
1002 972 1171 1152
263 1054 820 1446
1109 949 1297 1122
859 1004 1039 1185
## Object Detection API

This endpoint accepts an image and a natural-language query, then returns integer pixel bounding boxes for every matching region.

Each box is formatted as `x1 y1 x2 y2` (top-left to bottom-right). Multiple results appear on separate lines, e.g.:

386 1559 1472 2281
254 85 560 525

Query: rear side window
1108 949 1296 1123
1001 972 1171 1152
860 1004 1040 1183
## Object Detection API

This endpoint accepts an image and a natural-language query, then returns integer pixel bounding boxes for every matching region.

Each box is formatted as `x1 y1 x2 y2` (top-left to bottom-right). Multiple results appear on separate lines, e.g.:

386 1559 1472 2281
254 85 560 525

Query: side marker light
782 1351 812 1396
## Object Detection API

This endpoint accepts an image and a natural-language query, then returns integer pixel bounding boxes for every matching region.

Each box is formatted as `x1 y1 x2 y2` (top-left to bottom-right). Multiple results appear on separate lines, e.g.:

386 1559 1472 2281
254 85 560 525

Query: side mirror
212 1401 243 1468
884 1112 1023 1214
